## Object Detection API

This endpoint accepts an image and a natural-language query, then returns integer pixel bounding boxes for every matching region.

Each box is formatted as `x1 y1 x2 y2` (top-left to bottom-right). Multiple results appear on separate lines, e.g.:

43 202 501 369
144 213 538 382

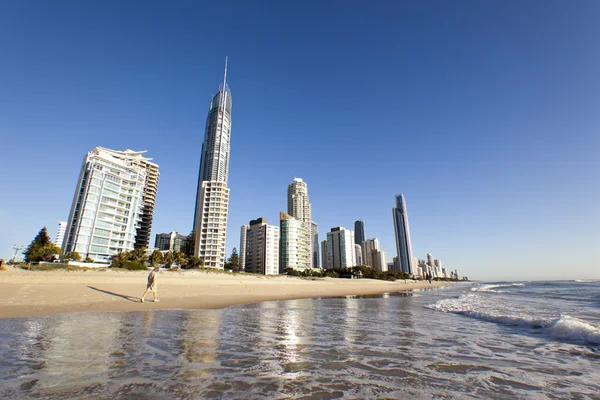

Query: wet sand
0 266 451 318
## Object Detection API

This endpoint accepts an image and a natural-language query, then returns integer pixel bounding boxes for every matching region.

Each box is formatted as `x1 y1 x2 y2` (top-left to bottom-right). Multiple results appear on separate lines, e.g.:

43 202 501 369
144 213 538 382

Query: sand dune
0 266 451 318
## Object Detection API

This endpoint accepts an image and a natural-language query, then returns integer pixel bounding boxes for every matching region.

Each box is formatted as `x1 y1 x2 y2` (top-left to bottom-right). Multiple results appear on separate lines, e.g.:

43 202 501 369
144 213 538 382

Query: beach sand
0 266 451 318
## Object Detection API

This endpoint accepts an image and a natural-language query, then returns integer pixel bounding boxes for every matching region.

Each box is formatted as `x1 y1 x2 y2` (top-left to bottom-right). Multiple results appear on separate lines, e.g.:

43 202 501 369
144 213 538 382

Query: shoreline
0 266 454 318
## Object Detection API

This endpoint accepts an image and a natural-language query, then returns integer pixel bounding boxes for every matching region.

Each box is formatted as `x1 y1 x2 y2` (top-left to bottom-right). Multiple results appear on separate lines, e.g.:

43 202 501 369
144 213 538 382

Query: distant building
155 231 187 252
321 240 328 269
354 244 363 265
279 212 311 272
63 147 158 263
312 221 320 269
287 178 315 268
239 225 248 270
326 227 355 268
392 194 414 275
373 250 387 272
361 238 380 268
244 218 279 275
55 221 67 249
354 220 365 245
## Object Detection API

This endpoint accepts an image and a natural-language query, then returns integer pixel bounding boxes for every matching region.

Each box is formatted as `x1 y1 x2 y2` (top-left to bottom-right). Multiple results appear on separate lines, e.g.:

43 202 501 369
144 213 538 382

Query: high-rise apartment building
55 221 67 249
279 212 311 272
354 244 363 265
326 227 355 268
239 225 248 270
193 60 232 269
155 231 187 252
392 193 414 275
361 238 380 268
63 147 158 262
134 158 159 249
287 178 317 268
354 220 365 245
373 250 388 272
243 218 280 275
321 240 328 270
311 221 320 268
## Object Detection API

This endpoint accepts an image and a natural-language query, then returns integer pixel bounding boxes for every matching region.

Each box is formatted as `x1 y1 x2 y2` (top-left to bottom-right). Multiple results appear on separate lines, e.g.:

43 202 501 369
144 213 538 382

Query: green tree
182 230 195 258
63 251 82 262
228 248 239 269
163 251 174 268
173 251 186 268
150 250 164 266
23 227 53 262
131 247 147 263
186 256 204 269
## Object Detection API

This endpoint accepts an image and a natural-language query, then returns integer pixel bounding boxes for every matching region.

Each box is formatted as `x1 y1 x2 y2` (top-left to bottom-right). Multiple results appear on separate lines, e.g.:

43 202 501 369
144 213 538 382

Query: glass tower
392 194 414 275
354 220 365 245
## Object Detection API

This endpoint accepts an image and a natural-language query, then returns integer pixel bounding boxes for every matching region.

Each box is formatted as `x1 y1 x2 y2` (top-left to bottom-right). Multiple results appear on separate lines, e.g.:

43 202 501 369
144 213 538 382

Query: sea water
1 281 599 399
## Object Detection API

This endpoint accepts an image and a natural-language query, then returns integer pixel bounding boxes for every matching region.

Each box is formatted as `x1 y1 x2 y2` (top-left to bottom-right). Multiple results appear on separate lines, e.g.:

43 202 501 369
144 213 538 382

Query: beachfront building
287 178 317 268
55 221 67 249
243 218 280 275
354 244 363 265
354 220 365 245
326 227 355 269
321 240 328 271
155 231 187 252
361 238 380 268
63 147 158 263
133 158 159 249
239 225 248 270
193 59 232 269
279 212 311 272
372 250 388 272
392 193 414 275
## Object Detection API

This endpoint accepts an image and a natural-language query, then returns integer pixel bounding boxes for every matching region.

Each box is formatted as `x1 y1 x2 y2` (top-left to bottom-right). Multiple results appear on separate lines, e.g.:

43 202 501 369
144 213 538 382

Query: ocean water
1 281 599 399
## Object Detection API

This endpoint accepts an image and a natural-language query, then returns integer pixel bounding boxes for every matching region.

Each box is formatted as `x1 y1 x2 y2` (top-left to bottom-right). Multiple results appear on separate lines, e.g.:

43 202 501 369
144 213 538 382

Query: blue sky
0 1 598 280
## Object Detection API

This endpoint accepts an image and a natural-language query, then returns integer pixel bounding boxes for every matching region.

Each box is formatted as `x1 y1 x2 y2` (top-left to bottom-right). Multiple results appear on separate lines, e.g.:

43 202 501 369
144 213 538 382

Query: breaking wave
428 294 600 345
471 283 524 293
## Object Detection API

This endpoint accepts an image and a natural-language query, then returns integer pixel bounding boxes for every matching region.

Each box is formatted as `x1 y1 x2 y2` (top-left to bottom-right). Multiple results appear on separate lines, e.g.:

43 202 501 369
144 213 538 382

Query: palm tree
150 250 164 266
173 251 186 268
163 251 174 268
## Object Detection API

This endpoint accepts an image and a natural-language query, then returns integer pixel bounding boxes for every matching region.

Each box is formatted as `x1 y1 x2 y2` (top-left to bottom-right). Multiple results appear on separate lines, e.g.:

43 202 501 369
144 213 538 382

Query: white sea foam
428 295 600 345
574 279 597 283
471 283 524 293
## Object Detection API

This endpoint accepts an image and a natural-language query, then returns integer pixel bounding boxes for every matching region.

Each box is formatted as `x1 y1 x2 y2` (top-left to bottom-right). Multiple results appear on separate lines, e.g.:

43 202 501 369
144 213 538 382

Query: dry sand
0 266 451 318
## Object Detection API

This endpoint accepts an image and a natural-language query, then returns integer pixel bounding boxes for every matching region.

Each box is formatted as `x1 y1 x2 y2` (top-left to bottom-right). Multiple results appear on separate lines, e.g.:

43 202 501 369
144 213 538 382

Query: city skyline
1 2 599 280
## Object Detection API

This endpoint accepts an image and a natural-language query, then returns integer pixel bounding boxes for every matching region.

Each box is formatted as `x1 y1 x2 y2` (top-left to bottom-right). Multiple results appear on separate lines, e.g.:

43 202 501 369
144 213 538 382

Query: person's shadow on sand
88 286 139 302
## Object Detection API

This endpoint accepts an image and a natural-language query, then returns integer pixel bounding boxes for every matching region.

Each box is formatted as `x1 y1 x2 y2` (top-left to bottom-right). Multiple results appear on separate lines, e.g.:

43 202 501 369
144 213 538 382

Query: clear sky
1 1 598 280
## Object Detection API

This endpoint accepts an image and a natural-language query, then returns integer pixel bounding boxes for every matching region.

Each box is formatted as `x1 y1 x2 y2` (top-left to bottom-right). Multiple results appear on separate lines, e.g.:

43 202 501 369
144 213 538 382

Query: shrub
121 261 147 271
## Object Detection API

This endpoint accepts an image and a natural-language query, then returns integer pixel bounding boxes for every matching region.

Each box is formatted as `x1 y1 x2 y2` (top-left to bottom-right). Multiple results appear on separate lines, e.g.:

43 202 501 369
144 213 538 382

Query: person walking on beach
141 266 160 303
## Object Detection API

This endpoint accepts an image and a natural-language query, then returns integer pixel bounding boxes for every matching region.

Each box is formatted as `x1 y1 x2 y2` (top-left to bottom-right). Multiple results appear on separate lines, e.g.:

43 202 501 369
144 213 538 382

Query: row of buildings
52 59 458 279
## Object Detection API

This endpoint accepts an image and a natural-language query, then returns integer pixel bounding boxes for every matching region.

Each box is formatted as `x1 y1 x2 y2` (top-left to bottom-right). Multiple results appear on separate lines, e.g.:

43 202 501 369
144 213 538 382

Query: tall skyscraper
354 220 365 245
134 158 159 249
55 221 67 249
321 240 328 270
63 147 158 262
393 193 414 275
326 227 355 268
354 244 363 265
193 59 232 269
287 178 316 268
243 218 280 275
239 225 248 270
279 212 311 272
311 221 320 268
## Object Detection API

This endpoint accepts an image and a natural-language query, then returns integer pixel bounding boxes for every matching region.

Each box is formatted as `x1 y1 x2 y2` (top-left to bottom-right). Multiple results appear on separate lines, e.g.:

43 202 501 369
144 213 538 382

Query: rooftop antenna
222 56 228 92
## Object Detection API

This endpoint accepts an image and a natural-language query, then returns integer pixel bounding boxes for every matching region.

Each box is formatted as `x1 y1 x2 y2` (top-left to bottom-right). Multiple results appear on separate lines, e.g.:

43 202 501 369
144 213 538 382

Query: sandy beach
0 266 451 318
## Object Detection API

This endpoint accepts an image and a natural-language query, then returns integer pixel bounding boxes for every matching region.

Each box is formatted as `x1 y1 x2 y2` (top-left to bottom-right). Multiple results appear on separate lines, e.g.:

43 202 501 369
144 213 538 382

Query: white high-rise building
63 147 157 262
361 238 380 268
354 244 363 265
280 212 311 272
244 218 279 275
55 221 67 249
239 225 248 270
287 178 316 268
326 227 355 268
194 181 230 268
193 60 232 269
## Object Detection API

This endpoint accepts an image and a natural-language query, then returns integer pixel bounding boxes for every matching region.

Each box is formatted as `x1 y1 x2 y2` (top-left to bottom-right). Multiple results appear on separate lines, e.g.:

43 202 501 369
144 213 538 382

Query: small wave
471 283 524 293
427 296 600 346
574 279 597 283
